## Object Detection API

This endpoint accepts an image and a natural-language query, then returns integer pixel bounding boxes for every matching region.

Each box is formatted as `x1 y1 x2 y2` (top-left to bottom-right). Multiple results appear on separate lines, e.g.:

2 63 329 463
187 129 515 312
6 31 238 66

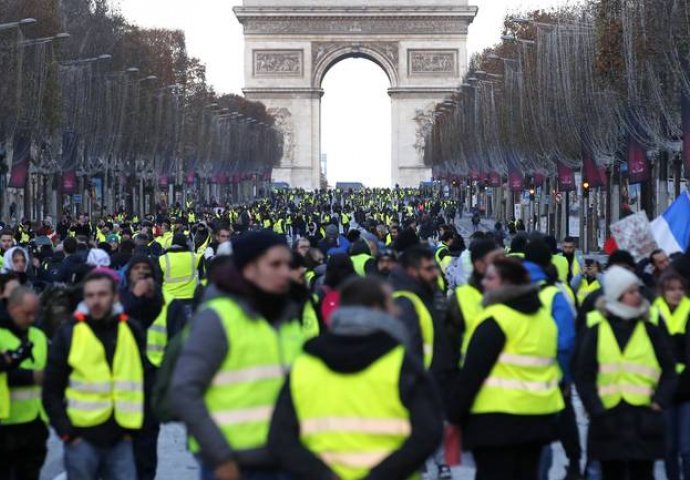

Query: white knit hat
603 265 641 303
86 248 111 268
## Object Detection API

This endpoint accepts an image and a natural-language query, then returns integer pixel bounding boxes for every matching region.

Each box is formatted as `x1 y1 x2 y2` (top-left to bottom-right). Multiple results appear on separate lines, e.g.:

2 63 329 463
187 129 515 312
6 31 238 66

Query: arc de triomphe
234 0 478 189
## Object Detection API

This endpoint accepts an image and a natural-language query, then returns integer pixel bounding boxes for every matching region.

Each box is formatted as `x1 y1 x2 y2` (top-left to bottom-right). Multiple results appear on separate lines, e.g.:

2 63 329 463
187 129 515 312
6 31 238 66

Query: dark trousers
133 414 160 480
599 460 654 480
0 418 48 480
560 393 583 476
473 442 543 480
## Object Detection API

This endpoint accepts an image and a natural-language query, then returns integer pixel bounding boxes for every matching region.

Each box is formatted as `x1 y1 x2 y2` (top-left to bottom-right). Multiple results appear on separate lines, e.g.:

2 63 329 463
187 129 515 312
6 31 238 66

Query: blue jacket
524 261 576 383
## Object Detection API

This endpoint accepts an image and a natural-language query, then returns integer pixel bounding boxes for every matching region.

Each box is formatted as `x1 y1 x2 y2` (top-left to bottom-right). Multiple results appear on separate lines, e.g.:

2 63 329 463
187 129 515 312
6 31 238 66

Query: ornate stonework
267 107 295 166
312 41 399 67
242 18 468 35
253 50 303 76
409 50 458 75
413 103 436 161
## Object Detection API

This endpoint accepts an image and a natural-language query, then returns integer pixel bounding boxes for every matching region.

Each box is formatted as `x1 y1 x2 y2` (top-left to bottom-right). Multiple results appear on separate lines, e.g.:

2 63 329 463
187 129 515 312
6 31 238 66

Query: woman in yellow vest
575 266 677 480
269 276 443 479
652 270 690 480
448 257 564 479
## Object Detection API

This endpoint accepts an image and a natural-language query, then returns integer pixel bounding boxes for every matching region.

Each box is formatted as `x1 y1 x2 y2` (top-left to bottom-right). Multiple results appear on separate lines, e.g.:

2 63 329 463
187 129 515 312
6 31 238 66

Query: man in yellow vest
269 276 444 479
159 233 200 306
0 287 48 479
559 236 581 284
349 239 375 277
447 239 504 364
172 231 305 480
43 271 146 480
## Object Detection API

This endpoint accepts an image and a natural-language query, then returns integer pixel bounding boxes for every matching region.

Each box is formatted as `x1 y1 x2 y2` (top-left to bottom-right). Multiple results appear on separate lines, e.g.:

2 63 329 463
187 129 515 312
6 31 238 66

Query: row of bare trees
0 0 282 220
424 0 690 243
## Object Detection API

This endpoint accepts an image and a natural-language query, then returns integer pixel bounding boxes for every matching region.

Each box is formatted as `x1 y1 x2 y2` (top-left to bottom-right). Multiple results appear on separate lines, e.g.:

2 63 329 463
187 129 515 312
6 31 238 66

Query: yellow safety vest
456 284 484 358
577 278 601 304
552 255 570 284
301 300 320 340
159 251 199 300
291 346 413 480
351 254 372 277
189 297 305 454
651 297 690 373
593 314 660 409
393 291 434 369
0 372 8 419
471 304 564 415
0 327 47 425
146 292 175 367
66 315 144 429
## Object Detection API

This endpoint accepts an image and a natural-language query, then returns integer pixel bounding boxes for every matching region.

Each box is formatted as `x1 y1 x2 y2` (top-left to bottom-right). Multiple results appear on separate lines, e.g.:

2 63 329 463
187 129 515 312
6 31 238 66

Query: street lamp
0 18 37 32
18 32 70 47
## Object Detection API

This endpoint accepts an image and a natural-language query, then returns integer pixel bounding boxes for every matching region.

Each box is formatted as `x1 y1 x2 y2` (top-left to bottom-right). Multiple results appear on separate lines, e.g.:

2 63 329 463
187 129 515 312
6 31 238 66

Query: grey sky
116 0 574 186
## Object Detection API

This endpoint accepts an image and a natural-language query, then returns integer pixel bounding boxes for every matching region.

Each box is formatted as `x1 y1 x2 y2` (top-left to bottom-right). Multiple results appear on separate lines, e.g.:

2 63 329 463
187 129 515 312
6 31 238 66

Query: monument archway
234 0 478 189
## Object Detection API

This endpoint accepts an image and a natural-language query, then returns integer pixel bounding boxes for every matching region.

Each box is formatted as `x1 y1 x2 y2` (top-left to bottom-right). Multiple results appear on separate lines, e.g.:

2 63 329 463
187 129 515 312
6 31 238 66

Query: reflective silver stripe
212 365 284 387
149 324 167 334
69 380 111 393
320 451 390 469
163 254 198 284
301 417 411 436
212 406 274 425
114 381 142 392
498 353 555 367
10 388 40 401
599 363 660 380
146 344 165 352
598 384 654 397
484 377 560 392
114 401 143 413
67 399 112 411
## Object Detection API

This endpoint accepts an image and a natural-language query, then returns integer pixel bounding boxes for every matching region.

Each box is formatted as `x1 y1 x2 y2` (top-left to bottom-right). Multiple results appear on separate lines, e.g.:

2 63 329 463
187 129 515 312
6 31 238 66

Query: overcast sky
116 0 576 187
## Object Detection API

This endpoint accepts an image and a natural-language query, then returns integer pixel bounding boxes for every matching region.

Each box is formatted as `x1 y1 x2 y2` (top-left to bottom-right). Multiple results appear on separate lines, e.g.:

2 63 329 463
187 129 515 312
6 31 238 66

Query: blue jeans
64 438 136 480
665 402 690 480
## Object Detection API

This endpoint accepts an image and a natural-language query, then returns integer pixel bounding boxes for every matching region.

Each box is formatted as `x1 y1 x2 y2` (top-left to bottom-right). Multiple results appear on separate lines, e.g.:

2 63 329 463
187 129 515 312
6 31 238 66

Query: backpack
151 327 189 423
319 287 340 327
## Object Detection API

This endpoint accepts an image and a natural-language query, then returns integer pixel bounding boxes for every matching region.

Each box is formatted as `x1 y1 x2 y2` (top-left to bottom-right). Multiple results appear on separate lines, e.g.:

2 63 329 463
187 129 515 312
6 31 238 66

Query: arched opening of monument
321 57 392 188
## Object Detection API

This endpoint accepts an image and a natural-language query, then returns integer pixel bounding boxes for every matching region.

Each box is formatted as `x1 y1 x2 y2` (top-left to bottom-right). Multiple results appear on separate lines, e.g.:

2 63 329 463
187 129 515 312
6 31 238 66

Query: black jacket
447 285 559 449
575 310 677 461
390 268 455 391
42 312 148 447
269 331 443 480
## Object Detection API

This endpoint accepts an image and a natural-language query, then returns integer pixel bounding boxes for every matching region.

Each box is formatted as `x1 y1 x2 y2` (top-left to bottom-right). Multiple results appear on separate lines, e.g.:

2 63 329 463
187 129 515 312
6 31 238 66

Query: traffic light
529 188 536 201
582 181 590 198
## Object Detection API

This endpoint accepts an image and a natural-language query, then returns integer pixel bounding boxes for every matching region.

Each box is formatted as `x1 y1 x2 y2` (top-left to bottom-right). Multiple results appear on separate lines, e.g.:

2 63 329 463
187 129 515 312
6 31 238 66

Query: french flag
651 192 690 255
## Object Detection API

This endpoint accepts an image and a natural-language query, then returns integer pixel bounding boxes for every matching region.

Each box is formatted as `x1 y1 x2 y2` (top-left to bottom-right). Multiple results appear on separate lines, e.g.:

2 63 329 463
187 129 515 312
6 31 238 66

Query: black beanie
232 232 287 270
606 249 636 270
525 240 553 268
470 239 498 264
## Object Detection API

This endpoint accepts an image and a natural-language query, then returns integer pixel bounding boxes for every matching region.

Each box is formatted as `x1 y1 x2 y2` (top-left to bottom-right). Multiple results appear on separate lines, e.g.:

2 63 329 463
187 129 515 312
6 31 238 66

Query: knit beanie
525 240 553 268
603 265 641 304
232 232 287 271
86 248 111 268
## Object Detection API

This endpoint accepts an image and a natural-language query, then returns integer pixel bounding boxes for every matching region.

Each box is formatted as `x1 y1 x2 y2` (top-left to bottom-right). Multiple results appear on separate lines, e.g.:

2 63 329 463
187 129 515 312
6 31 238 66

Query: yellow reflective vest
146 292 175 367
189 297 305 454
470 304 564 415
393 291 434 369
588 312 661 409
291 346 412 480
0 326 47 425
159 251 199 300
455 284 484 358
651 297 690 373
66 314 144 429
577 278 601 304
351 254 372 277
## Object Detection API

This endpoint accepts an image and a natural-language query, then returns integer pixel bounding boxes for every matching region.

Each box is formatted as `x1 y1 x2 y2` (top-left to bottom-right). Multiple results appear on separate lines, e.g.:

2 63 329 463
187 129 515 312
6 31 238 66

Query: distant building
320 153 328 179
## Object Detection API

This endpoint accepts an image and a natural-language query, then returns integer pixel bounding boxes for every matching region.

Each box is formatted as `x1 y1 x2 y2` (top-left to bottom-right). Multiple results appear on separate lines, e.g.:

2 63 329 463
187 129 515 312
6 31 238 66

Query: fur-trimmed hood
595 295 650 321
482 283 542 314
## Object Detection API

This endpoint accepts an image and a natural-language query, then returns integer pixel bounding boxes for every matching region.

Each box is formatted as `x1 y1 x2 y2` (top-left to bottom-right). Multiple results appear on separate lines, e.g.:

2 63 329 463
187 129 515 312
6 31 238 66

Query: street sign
73 194 82 204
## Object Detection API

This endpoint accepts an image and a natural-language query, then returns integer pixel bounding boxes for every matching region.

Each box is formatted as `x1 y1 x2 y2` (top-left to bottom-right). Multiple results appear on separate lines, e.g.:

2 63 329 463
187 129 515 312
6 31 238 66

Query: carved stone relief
244 18 467 35
413 103 436 161
312 41 399 67
267 107 295 166
409 49 458 75
254 50 303 76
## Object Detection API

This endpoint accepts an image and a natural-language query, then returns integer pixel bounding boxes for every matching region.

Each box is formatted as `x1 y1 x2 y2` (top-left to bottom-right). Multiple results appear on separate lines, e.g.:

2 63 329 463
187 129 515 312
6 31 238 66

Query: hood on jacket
482 283 542 314
349 239 372 257
2 246 29 273
330 306 409 348
523 261 547 284
120 254 160 290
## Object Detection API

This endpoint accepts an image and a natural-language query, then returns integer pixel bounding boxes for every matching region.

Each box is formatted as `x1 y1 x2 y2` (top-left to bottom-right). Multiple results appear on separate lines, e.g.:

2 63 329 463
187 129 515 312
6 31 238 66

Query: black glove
6 340 34 367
